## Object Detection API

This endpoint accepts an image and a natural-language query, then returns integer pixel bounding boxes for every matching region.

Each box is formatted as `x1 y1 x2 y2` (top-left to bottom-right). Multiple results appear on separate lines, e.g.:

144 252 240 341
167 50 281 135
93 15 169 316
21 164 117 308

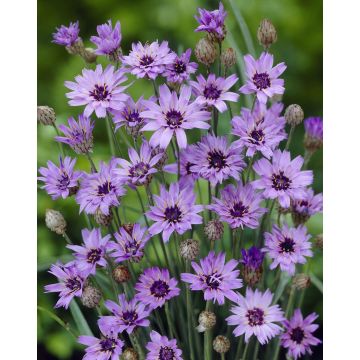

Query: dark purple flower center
230 202 249 218
185 162 193 175
90 84 110 101
165 109 183 129
299 200 309 207
140 55 154 67
98 181 115 196
250 129 265 144
65 277 82 292
174 60 186 74
129 162 150 178
150 280 170 298
58 173 71 190
204 84 221 100
122 310 138 324
246 307 265 326
100 337 117 352
252 72 271 90
125 241 140 255
126 111 141 124
204 273 222 290
290 326 305 344
279 237 295 253
164 205 182 223
208 150 227 170
159 346 175 360
87 248 102 263
272 171 291 191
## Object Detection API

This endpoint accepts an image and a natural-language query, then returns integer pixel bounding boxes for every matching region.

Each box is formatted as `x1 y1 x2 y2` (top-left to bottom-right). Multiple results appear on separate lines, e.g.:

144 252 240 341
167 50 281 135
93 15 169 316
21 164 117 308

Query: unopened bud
113 265 131 283
180 239 200 260
66 39 97 63
81 285 102 308
292 274 311 290
206 26 227 43
315 234 323 250
94 208 113 227
204 219 224 242
213 335 230 354
151 146 168 170
37 106 56 126
285 104 304 126
257 19 277 49
195 38 217 67
45 209 66 235
197 310 216 332
121 348 138 360
221 48 236 68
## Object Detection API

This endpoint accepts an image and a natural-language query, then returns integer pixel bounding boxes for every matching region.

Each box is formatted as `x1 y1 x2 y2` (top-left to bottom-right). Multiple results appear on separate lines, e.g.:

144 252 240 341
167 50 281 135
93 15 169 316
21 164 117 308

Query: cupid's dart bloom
146 182 203 242
99 294 151 335
226 288 285 344
90 20 122 57
191 134 245 186
76 159 126 215
263 224 313 275
304 116 323 151
135 267 180 309
190 73 239 112
291 188 323 225
252 149 313 208
208 182 267 229
65 64 130 118
55 114 94 154
122 41 175 80
44 262 86 309
141 85 211 149
146 331 183 360
181 251 242 305
241 246 265 286
38 156 82 200
240 52 286 103
164 49 198 84
67 228 111 276
52 21 80 46
281 309 321 359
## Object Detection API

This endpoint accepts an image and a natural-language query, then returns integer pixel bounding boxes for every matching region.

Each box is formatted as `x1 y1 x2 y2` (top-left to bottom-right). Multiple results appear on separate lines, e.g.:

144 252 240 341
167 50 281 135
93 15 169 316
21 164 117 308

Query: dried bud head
66 39 97 63
37 106 56 126
285 104 304 126
94 208 113 227
45 209 66 235
81 285 102 308
315 234 323 250
213 335 230 353
257 19 277 49
180 239 200 260
197 310 216 332
121 348 138 360
292 274 311 290
195 38 217 67
221 48 236 68
113 265 131 283
204 219 224 241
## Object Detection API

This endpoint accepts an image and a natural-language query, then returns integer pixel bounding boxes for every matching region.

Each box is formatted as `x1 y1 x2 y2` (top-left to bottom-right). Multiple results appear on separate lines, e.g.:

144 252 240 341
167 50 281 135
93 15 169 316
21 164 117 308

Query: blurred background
37 0 322 358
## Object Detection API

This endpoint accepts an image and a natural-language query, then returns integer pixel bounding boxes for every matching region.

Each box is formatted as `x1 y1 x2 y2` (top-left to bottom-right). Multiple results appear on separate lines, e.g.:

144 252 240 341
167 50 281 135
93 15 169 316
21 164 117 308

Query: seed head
180 239 200 260
94 208 113 227
113 265 131 283
195 38 217 67
66 39 97 63
292 274 311 290
204 219 224 241
221 48 236 68
196 310 216 332
121 348 138 360
242 265 263 287
45 209 66 235
213 335 230 353
257 19 277 49
314 234 323 250
81 285 102 308
37 106 56 126
285 104 304 126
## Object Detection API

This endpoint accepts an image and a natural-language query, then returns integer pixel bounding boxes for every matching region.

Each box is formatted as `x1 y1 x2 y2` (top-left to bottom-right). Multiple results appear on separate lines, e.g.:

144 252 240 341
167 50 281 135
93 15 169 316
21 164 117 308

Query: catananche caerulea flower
181 251 242 305
65 64 130 118
90 20 122 57
146 182 203 242
226 288 285 344
140 84 211 149
38 156 82 200
164 49 198 84
208 182 267 229
146 331 183 360
134 267 180 309
52 21 80 46
239 52 286 103
291 188 323 224
252 149 313 208
304 116 323 142
241 246 264 286
281 309 321 359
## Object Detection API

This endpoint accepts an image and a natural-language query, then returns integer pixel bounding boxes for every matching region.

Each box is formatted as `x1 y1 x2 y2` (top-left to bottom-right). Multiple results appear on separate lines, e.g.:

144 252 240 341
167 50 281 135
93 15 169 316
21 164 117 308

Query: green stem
105 116 116 156
245 157 254 182
213 108 219 136
52 124 65 157
242 340 250 360
252 341 259 360
63 232 73 245
208 182 212 220
204 301 213 360
234 336 244 360
186 261 196 360
152 79 159 98
165 302 176 338
285 125 295 151
130 333 145 359
85 152 97 173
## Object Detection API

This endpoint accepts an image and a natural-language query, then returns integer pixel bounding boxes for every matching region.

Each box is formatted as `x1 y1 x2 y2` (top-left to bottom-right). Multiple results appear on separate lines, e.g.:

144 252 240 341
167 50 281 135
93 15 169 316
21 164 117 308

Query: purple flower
241 246 264 270
67 228 111 276
99 294 151 334
239 52 286 104
122 41 175 80
38 156 82 200
252 149 313 208
208 182 267 229
181 251 242 305
90 20 121 57
232 101 286 159
108 224 150 263
55 114 94 154
135 267 180 309
65 64 129 118
281 309 321 359
146 331 183 360
76 159 126 215
292 188 323 218
52 21 80 46
190 73 239 112
44 262 86 309
263 224 313 275
141 85 211 149
194 2 227 41
147 182 203 242
304 116 323 141
164 49 198 83
226 288 285 344
191 134 245 186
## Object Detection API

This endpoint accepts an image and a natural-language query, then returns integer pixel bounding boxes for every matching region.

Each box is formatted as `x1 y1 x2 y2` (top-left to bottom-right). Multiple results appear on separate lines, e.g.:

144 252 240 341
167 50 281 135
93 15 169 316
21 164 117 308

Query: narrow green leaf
310 272 323 293
69 300 93 336
273 272 291 304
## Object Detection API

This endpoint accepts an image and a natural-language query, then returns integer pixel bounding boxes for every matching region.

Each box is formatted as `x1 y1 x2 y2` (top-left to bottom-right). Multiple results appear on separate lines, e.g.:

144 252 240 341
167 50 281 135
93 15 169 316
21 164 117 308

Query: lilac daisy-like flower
90 20 121 57
108 224 150 263
146 182 203 242
122 41 175 80
141 85 211 149
52 21 80 46
240 52 286 104
44 262 86 309
291 188 323 225
164 49 198 84
55 114 94 154
281 309 321 359
226 288 285 344
208 182 267 229
99 294 151 335
181 251 242 305
135 267 180 309
241 246 264 286
194 2 227 42
252 149 313 208
65 64 129 118
263 224 313 275
67 228 111 276
190 74 239 112
232 101 286 159
76 159 126 215
146 331 183 360
38 156 82 200
304 116 323 141
191 134 245 186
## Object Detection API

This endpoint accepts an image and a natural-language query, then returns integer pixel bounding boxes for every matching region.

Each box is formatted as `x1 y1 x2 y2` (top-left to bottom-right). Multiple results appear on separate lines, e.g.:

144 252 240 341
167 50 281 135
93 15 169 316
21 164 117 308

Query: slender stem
186 261 196 360
213 108 219 136
285 125 295 151
154 309 166 334
208 182 212 220
252 341 259 360
242 340 250 360
221 354 225 360
175 139 181 180
105 116 116 156
165 302 176 338
205 301 213 360
85 152 97 173
218 42 222 76
234 335 244 360
63 232 73 245
130 333 145 359
245 157 254 183
52 124 65 157
152 79 159 98
303 149 314 169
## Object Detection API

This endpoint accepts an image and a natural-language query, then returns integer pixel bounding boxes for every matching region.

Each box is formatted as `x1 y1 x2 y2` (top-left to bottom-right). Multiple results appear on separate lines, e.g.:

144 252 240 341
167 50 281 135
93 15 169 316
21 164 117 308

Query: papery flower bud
257 19 277 49
45 209 66 235
151 146 168 170
195 38 217 67
94 208 113 227
285 104 304 126
213 335 230 354
292 274 311 290
197 310 216 332
315 234 323 250
221 48 236 68
241 246 264 286
291 209 310 227
180 239 200 260
66 39 97 63
304 116 323 152
81 285 102 308
122 223 135 235
204 219 224 241
206 26 227 43
121 348 138 360
37 106 56 126
113 265 131 283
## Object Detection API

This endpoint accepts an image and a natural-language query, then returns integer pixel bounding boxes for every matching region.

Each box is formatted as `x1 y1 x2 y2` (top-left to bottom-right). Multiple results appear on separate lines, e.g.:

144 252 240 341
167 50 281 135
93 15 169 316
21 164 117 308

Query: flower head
181 251 242 305
52 21 80 46
281 309 321 359
226 288 285 344
164 49 198 84
90 20 122 57
304 116 323 151
65 64 129 118
241 246 264 286
240 52 286 103
146 331 183 360
38 156 82 200
291 188 323 225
